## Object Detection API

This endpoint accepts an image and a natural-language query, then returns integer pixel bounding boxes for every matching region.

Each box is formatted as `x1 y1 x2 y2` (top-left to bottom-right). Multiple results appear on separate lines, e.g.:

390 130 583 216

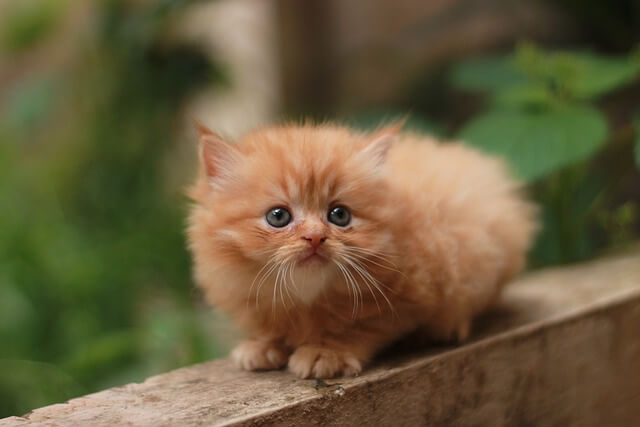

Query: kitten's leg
231 338 290 371
288 344 362 379
288 321 410 379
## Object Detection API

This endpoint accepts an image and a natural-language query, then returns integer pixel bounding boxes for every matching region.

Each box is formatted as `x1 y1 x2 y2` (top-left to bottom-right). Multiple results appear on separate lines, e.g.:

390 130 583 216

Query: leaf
451 47 640 102
492 84 555 108
459 106 608 181
449 56 526 93
567 52 640 99
513 45 640 99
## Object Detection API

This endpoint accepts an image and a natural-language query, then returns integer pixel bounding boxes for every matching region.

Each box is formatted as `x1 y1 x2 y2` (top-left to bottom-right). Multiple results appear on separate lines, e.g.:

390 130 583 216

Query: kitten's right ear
359 120 405 167
195 121 240 186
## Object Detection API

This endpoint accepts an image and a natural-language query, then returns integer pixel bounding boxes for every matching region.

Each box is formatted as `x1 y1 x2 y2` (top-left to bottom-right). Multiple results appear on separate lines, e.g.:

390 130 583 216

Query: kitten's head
188 123 399 303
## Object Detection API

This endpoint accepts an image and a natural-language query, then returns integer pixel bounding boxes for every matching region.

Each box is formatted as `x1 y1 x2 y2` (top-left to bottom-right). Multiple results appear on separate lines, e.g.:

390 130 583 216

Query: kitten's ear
360 120 405 166
195 121 240 185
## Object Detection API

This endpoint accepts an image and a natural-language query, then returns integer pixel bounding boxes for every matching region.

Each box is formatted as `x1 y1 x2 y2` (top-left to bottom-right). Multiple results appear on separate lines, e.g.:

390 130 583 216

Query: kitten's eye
265 207 292 228
328 206 351 227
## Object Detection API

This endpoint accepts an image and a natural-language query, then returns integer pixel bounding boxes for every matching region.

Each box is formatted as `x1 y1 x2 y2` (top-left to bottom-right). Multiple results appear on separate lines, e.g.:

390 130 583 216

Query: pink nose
302 233 326 250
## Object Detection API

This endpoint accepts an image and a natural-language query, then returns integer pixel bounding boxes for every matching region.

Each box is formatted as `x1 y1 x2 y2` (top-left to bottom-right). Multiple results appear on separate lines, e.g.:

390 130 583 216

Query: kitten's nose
302 233 327 250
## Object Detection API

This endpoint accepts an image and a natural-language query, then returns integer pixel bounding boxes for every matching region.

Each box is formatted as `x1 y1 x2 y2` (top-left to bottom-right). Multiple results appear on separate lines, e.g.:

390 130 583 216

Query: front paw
288 345 362 379
231 339 290 371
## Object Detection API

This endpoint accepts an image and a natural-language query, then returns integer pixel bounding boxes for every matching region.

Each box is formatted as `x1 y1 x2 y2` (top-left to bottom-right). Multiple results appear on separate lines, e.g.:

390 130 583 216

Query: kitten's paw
288 345 362 379
231 340 289 371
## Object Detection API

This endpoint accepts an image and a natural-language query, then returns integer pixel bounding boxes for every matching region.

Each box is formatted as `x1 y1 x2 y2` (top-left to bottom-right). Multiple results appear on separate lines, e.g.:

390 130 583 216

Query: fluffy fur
187 122 537 379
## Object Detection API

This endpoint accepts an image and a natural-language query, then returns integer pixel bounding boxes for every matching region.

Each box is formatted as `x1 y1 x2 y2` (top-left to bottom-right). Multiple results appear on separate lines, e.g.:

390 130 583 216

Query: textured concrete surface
2 250 639 426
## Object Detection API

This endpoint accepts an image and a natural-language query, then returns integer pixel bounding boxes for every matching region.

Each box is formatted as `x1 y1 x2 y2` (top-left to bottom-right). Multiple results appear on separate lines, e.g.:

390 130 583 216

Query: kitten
187 122 537 379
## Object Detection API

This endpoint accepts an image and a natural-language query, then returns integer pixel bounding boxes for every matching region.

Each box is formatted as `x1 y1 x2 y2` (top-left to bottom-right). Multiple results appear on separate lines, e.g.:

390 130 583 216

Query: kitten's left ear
194 121 240 186
360 120 405 166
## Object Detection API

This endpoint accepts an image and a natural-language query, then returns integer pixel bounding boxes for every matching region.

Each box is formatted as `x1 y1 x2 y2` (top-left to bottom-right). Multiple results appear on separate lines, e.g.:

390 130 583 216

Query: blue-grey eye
266 207 292 228
328 206 351 227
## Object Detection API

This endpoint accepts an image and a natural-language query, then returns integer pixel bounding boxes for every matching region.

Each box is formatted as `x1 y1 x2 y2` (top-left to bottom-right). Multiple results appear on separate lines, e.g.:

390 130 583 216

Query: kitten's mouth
298 252 329 267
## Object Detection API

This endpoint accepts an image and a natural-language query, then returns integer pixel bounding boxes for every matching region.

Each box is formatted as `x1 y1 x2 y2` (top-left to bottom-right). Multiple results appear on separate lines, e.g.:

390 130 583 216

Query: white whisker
254 261 279 309
334 260 359 318
344 256 381 314
346 250 402 274
342 253 398 319
278 263 287 313
284 262 300 318
343 252 398 293
271 263 285 319
345 246 402 274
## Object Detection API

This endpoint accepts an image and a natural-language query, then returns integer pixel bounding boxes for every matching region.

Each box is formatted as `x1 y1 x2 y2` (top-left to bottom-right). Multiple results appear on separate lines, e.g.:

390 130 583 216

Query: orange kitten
187 122 537 379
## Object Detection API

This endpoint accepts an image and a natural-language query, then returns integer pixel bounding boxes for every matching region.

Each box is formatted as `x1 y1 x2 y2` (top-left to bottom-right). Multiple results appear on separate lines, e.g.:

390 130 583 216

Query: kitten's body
188 124 537 378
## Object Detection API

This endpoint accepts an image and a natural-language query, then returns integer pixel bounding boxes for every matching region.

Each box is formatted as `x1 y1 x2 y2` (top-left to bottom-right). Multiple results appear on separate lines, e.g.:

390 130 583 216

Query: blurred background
1 0 639 417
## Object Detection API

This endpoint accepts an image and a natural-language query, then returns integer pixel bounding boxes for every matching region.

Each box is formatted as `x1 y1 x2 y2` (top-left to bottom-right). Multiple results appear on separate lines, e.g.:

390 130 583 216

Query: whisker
271 263 285 319
337 256 364 316
255 261 279 309
345 247 403 273
345 245 399 260
345 248 403 275
247 258 275 309
278 262 297 323
343 261 363 316
342 254 398 319
343 257 381 314
343 252 398 293
334 260 359 319
278 263 288 314
284 262 298 311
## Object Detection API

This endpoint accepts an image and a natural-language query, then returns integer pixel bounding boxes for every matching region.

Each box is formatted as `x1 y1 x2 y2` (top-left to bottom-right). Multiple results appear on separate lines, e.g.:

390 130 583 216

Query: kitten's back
387 134 537 314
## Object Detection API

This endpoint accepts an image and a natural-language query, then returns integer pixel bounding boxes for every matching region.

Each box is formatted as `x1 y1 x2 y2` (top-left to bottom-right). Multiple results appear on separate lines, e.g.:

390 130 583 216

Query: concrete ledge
3 250 640 426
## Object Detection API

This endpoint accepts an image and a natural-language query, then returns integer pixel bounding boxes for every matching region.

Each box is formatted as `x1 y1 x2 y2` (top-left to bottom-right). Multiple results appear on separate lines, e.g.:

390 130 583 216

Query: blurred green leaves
0 0 65 53
0 360 83 417
453 43 640 266
453 43 639 181
559 52 639 99
0 0 225 418
452 44 640 103
459 106 607 181
0 283 38 358
450 55 527 93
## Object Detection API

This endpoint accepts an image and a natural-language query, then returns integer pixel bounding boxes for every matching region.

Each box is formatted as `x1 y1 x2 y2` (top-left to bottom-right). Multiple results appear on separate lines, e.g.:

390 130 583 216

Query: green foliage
0 0 225 417
0 0 65 52
454 44 639 182
459 106 607 181
452 43 640 266
452 44 640 103
512 44 639 100
450 55 527 93
0 360 83 417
